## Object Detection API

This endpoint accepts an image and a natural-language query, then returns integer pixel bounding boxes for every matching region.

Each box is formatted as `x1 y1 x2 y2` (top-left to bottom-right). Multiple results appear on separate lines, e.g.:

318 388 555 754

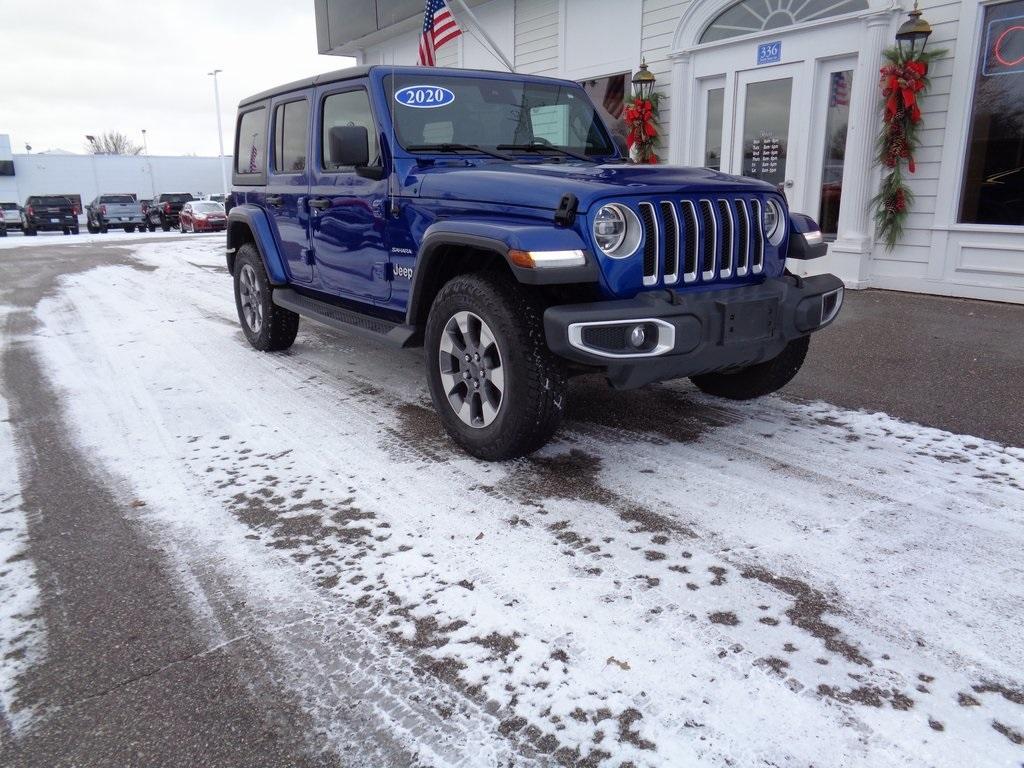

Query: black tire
690 336 810 400
25 226 37 236
425 273 566 461
100 224 108 234
71 226 80 235
179 221 188 234
0 229 6 238
161 220 170 232
233 244 299 352
125 225 135 233
87 220 99 234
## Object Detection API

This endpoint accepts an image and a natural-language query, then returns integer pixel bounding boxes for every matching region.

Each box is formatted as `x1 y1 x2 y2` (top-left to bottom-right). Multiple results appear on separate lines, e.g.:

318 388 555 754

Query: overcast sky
0 0 354 157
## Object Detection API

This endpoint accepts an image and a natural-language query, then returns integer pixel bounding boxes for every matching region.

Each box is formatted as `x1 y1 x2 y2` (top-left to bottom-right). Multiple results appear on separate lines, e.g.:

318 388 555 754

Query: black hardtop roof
237 65 578 108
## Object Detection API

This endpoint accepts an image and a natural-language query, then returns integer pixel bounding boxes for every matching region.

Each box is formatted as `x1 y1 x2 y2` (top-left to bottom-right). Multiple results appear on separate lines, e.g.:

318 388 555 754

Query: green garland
871 46 945 250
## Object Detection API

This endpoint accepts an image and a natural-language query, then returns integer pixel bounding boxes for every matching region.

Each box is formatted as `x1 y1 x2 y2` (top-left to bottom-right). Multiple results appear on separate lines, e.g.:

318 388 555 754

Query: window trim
318 85 381 174
698 0 870 45
271 97 311 176
232 103 269 186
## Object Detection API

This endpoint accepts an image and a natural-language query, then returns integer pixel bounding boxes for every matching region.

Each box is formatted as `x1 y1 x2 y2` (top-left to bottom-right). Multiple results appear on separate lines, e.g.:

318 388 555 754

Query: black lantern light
632 57 656 101
895 0 932 59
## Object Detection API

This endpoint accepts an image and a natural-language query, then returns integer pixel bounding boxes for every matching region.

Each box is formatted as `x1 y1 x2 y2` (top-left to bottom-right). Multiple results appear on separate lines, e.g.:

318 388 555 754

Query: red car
179 201 227 233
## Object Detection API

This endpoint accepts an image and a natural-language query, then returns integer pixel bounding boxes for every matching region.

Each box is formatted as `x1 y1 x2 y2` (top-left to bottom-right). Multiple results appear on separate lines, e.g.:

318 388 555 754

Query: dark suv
146 193 194 231
21 195 80 235
226 66 843 459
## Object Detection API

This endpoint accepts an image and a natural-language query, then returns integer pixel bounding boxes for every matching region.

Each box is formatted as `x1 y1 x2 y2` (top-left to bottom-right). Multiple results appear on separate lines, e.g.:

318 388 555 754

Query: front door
268 94 312 283
692 33 860 241
309 85 390 301
732 63 804 203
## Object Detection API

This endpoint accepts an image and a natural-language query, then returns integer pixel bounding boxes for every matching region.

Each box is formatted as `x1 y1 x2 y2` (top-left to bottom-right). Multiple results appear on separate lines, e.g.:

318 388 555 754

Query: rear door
309 83 390 301
268 93 313 283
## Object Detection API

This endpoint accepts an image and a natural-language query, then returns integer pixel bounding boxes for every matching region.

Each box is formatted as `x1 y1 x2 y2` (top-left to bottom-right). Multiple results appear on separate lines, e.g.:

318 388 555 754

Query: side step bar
272 288 422 348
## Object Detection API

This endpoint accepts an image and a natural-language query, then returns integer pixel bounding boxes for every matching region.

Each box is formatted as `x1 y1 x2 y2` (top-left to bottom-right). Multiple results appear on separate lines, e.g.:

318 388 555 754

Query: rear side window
31 196 71 206
1 202 18 210
322 90 379 170
100 194 135 204
273 100 310 173
236 107 267 175
162 193 194 202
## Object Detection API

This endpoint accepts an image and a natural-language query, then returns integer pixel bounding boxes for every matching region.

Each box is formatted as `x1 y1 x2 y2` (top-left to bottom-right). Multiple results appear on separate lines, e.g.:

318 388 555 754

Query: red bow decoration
878 58 929 173
880 59 928 124
624 97 659 164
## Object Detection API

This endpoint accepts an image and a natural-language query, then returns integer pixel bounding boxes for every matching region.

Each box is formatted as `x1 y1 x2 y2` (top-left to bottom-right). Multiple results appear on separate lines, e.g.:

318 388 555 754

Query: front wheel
233 244 299 352
425 274 566 461
690 336 810 400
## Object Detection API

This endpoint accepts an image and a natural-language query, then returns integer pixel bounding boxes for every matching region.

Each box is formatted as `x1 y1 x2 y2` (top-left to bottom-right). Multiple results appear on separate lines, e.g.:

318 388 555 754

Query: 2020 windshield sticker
394 85 455 109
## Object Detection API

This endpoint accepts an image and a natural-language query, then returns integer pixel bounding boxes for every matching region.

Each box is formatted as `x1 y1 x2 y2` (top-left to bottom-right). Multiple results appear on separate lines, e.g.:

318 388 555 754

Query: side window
273 99 310 173
236 107 267 175
322 89 380 170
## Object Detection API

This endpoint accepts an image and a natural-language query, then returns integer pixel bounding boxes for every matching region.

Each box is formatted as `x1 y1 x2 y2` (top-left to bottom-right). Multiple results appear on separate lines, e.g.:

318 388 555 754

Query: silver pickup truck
86 193 146 233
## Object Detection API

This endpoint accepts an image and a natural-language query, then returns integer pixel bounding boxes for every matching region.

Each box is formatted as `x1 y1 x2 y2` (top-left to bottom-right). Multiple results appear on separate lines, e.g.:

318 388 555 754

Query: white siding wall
869 0 959 283
641 0 692 162
0 153 225 207
515 0 560 74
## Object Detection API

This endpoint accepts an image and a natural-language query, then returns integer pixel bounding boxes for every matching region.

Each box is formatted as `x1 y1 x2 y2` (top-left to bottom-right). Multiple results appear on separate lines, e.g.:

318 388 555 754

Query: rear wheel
24 226 37 236
233 244 299 352
425 273 566 461
87 220 99 234
125 224 136 233
690 336 810 400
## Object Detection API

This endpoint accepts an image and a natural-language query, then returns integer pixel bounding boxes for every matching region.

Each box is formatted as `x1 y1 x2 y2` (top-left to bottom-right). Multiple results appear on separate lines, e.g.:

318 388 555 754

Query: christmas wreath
871 46 944 249
625 93 661 164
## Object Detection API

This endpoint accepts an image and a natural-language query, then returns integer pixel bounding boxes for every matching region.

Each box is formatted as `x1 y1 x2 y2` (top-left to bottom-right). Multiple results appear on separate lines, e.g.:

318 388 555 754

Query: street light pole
208 69 228 198
141 129 148 155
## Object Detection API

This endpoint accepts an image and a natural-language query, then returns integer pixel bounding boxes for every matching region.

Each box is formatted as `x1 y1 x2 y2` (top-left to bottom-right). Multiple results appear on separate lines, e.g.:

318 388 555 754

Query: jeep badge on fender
226 65 843 461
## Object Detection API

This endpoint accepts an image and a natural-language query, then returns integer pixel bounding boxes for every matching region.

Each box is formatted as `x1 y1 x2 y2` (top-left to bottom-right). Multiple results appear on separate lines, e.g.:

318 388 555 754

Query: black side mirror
329 125 370 168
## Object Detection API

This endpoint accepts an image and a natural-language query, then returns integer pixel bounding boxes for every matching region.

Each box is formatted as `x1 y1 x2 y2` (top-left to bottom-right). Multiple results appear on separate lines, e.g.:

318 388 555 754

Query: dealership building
315 0 1023 303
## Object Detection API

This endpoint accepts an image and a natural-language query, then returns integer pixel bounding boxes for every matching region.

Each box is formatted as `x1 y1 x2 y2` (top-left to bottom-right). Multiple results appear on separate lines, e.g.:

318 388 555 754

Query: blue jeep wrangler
227 66 843 460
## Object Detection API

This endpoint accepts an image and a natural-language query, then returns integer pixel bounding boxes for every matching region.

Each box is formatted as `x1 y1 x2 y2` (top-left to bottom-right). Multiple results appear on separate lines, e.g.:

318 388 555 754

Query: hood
410 160 778 212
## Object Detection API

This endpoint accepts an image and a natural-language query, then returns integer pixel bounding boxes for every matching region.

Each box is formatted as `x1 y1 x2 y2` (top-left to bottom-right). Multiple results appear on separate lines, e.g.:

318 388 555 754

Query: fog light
629 325 647 348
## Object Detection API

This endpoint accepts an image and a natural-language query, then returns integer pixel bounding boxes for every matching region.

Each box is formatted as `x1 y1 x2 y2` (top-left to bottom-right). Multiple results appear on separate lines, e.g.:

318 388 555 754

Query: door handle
308 197 332 210
265 194 283 206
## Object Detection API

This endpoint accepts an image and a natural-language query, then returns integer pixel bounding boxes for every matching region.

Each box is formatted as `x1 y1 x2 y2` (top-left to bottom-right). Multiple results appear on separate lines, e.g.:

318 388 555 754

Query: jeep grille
641 197 764 287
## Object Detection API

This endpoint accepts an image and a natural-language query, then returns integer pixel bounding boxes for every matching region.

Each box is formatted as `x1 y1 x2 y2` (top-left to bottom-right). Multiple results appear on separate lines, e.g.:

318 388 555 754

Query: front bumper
544 274 844 389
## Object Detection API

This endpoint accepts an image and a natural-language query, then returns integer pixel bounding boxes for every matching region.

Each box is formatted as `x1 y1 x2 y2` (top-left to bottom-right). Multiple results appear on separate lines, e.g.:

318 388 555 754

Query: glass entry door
731 63 806 204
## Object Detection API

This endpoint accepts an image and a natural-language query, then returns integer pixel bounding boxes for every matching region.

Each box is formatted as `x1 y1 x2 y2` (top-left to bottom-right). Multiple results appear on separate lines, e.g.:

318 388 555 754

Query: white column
826 10 897 286
667 52 692 166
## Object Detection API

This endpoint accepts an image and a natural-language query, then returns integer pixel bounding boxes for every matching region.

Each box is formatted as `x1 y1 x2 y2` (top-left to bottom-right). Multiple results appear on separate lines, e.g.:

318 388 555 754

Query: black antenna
388 10 399 217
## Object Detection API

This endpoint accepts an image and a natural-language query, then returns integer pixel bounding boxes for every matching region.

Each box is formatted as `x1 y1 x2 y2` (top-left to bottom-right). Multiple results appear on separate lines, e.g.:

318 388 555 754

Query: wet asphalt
0 237 1022 767
0 240 338 768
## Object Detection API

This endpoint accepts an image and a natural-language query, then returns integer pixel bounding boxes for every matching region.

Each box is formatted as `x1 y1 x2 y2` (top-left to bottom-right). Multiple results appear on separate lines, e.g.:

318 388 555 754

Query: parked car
86 193 146 233
1 202 21 232
179 201 227 233
226 65 842 460
146 193 194 231
21 195 80 235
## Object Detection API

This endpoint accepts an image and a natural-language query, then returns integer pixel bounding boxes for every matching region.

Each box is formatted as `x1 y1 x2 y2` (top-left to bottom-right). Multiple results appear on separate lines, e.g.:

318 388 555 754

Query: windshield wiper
406 143 513 161
496 142 596 162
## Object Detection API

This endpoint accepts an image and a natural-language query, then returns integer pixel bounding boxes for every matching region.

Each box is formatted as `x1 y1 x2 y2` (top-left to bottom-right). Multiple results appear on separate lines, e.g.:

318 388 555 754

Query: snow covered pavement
2 236 1022 766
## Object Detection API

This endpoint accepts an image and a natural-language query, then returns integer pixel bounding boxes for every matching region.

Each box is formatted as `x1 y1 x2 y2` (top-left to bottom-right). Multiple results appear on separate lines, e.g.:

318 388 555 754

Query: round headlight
592 203 642 258
763 198 785 245
594 205 627 253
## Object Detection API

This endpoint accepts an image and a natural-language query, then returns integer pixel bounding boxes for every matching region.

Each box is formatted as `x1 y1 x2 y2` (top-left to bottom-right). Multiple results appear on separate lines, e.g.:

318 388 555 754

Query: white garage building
314 0 1024 303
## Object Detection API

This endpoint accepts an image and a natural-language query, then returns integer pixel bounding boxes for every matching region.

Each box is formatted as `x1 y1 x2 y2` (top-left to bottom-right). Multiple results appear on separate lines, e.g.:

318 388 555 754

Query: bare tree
85 131 143 155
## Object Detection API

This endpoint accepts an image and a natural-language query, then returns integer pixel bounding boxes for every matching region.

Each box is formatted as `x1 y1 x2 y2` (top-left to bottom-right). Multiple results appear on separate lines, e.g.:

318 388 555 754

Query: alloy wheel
238 264 264 334
438 311 505 428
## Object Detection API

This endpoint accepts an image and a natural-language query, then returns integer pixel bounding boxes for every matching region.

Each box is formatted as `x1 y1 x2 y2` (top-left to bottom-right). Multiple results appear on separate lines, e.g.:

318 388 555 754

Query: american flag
248 133 259 173
418 0 462 66
829 72 850 107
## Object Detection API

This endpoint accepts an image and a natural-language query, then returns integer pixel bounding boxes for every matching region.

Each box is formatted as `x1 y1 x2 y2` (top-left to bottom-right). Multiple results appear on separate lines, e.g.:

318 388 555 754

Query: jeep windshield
384 74 616 159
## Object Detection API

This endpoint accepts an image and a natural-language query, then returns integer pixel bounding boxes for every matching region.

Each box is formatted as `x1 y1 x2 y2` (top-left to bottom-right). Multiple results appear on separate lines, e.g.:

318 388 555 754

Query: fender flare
226 204 288 284
405 220 597 326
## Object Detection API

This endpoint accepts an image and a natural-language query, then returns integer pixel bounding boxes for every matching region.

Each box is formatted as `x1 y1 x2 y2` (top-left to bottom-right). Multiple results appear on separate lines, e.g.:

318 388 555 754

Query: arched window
700 0 869 43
